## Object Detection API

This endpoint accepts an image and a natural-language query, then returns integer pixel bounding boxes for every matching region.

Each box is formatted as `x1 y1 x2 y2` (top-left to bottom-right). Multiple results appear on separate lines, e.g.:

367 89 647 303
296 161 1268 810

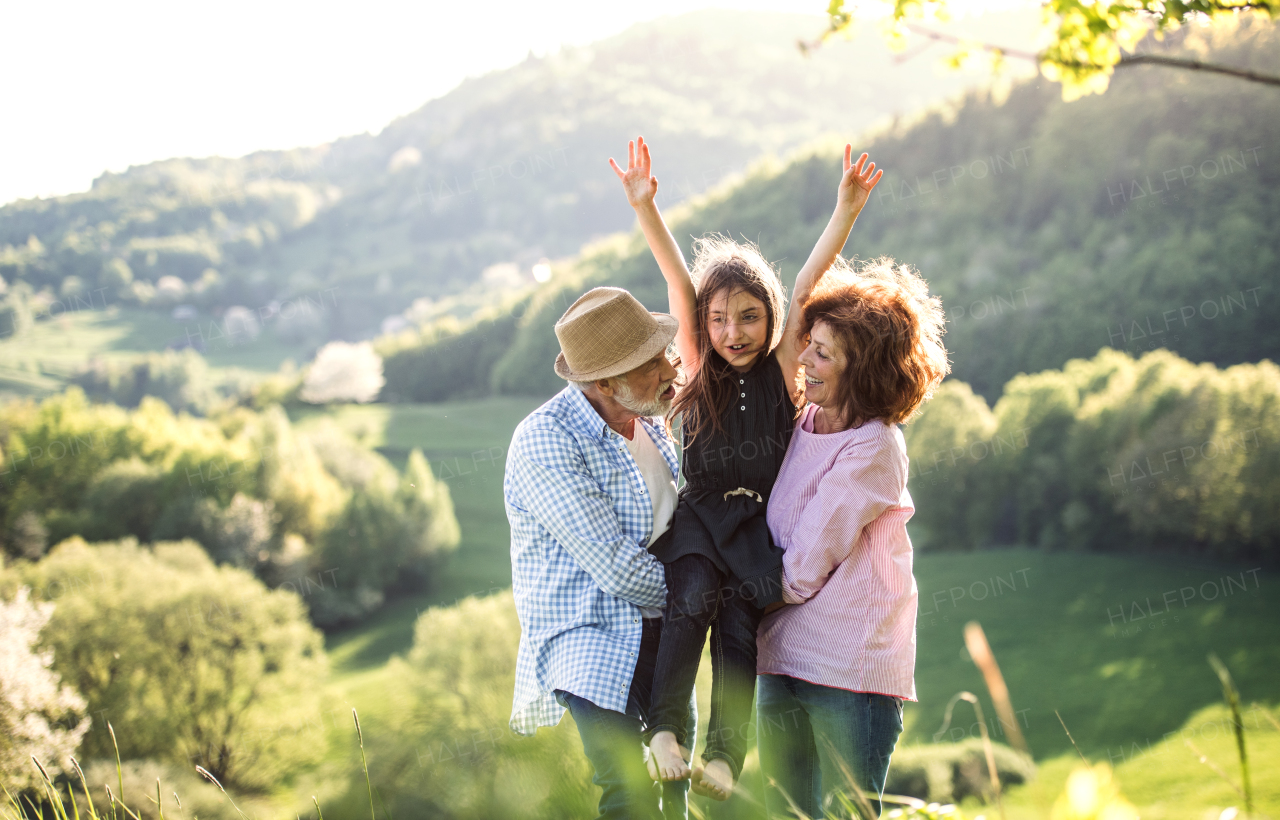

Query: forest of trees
0 10 1036 348
0 389 458 627
394 16 1277 403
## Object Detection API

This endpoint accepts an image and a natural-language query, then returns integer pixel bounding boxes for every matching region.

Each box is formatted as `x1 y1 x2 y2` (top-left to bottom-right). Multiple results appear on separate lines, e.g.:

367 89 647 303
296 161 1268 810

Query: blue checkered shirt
505 386 680 735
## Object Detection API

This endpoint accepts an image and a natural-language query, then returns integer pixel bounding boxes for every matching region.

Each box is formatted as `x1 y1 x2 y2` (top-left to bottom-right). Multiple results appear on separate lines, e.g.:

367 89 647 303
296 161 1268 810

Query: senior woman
756 259 949 818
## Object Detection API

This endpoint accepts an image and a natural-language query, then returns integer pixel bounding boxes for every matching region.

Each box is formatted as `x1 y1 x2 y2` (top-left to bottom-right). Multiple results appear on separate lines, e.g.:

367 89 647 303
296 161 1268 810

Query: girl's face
798 320 846 410
706 287 769 372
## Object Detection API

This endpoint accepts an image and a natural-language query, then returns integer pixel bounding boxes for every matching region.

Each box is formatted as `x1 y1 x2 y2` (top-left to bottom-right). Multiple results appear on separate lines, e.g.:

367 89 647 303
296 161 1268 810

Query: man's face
610 352 678 416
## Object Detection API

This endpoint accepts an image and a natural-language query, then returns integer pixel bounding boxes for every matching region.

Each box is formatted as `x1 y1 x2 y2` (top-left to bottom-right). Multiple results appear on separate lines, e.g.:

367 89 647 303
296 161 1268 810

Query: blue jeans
556 618 695 820
756 674 904 819
647 554 763 781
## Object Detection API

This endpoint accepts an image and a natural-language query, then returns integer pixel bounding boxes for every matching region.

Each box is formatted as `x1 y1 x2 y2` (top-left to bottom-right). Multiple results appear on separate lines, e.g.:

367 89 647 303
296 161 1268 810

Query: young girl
609 136 882 800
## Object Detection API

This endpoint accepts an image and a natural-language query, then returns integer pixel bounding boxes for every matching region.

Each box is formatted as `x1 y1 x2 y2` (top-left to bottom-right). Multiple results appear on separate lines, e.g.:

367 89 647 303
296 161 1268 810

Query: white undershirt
626 422 677 618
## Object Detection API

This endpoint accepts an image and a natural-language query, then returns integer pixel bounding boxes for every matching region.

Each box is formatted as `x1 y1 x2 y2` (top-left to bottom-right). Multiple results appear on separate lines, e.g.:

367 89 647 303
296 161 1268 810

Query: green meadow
0 304 318 401
298 400 1278 820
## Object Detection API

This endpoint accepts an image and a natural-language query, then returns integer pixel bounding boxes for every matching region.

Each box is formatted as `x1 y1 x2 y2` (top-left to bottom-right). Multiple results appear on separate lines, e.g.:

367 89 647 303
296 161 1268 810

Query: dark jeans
646 554 763 780
557 617 694 820
757 674 904 819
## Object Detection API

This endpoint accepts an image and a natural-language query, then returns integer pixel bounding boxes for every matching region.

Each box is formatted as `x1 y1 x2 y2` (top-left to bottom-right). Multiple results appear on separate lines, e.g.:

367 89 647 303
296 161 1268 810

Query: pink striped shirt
758 404 918 700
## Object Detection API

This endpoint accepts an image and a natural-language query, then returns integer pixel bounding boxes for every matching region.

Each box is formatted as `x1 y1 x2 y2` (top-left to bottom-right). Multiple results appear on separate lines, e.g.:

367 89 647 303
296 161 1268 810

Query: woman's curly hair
801 257 950 427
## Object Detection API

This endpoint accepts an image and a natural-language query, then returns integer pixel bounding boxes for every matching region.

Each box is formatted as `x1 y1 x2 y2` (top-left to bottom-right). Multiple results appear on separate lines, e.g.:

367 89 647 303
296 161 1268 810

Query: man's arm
510 420 667 609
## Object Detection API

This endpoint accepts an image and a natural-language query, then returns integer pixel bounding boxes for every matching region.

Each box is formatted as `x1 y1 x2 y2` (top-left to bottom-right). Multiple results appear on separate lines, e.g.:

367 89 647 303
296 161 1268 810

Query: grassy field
0 306 317 401
293 397 543 675
294 399 1278 820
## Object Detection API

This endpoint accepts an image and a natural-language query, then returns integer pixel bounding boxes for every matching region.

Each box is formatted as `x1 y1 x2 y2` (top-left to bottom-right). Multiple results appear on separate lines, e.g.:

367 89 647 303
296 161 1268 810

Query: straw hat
553 287 678 381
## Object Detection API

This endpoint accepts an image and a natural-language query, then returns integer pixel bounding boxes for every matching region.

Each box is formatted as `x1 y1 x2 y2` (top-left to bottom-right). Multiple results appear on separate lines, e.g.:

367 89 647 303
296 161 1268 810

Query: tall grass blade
353 708 375 820
964 622 1028 755
108 723 124 820
104 786 142 820
66 784 81 820
1252 702 1280 733
765 776 813 820
1055 710 1090 764
194 766 251 820
933 692 1005 820
1208 655 1252 816
312 796 325 820
817 735 877 820
1184 739 1247 800
71 758 98 820
155 779 165 820
31 755 70 820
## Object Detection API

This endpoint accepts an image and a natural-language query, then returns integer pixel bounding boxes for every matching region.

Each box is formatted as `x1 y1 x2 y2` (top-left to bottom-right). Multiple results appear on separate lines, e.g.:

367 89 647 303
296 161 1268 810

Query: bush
903 349 1280 559
886 740 1036 804
323 592 595 819
0 392 459 628
70 350 224 416
1 538 329 790
377 305 523 402
306 423 459 626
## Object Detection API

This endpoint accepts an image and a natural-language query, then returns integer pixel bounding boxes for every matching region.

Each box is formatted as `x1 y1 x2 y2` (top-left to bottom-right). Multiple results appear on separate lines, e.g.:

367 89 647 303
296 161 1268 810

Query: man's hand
609 136 659 209
835 145 883 215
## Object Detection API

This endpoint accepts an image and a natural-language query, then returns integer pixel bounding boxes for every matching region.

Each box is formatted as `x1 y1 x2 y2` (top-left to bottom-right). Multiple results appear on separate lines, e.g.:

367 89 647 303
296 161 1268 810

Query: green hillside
396 17 1278 403
0 9 1038 357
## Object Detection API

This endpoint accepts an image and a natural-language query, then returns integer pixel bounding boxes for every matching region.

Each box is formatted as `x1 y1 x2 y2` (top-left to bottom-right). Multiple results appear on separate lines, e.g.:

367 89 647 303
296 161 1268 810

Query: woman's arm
780 430 904 604
775 146 883 401
610 137 700 373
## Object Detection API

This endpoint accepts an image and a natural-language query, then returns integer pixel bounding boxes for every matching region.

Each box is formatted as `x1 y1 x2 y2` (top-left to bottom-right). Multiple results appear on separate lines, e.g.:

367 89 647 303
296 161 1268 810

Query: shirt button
739 379 744 384
740 392 745 397
639 487 646 493
633 618 639 623
740 405 746 411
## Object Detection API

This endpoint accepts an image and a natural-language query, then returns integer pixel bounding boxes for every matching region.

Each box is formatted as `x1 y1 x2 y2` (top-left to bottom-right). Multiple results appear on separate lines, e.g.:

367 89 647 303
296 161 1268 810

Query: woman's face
798 320 846 410
706 287 769 372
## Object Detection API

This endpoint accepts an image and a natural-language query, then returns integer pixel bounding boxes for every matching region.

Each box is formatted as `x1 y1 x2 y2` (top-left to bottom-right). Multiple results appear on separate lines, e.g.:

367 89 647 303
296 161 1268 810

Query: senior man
505 286 693 820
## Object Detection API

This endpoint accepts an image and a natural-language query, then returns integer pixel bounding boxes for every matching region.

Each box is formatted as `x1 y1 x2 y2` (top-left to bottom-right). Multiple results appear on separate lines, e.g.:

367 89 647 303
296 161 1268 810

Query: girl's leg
695 586 763 799
646 554 724 778
757 674 820 819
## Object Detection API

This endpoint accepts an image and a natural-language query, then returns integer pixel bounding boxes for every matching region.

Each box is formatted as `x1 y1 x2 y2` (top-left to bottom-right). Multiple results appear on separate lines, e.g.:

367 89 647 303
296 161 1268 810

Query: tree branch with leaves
811 0 1279 98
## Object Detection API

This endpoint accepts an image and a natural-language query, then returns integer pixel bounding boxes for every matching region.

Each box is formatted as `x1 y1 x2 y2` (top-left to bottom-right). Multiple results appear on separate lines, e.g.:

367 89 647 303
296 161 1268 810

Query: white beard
615 378 674 417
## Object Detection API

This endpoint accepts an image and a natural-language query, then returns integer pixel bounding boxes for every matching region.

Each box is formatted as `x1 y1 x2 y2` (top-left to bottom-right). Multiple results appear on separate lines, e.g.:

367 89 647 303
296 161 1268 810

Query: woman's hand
835 145 883 216
762 601 788 615
609 136 659 209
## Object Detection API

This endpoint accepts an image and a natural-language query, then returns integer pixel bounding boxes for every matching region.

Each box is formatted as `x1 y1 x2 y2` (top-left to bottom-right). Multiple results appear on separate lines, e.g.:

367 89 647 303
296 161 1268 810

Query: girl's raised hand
609 136 659 209
836 145 883 214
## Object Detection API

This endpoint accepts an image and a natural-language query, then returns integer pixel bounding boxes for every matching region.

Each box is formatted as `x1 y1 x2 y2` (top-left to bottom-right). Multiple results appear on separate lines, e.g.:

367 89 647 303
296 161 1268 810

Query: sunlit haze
0 1 815 206
1 0 1029 207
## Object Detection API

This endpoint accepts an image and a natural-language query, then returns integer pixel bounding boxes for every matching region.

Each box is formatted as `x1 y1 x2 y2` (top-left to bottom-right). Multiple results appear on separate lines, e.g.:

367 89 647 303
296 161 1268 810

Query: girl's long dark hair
671 236 786 443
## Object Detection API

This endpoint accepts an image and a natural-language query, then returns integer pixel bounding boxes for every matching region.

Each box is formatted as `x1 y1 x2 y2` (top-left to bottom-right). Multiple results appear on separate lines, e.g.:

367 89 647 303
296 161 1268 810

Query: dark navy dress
649 349 795 608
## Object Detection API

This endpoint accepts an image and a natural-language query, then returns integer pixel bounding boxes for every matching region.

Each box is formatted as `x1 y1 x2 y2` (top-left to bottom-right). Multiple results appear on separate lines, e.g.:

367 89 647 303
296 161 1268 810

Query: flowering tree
300 341 385 404
0 587 89 792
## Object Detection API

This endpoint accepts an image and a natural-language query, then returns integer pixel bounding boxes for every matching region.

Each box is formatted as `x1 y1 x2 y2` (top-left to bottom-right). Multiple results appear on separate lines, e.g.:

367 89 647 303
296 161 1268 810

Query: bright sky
1 0 1016 207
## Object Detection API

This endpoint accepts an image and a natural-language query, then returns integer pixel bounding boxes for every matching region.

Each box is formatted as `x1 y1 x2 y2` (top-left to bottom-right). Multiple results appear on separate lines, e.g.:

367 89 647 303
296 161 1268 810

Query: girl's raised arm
775 145 883 401
609 137 700 373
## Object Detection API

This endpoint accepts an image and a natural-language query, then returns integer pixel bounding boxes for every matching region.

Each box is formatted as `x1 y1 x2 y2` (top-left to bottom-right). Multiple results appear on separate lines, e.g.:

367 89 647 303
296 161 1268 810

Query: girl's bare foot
691 759 734 801
649 730 691 781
